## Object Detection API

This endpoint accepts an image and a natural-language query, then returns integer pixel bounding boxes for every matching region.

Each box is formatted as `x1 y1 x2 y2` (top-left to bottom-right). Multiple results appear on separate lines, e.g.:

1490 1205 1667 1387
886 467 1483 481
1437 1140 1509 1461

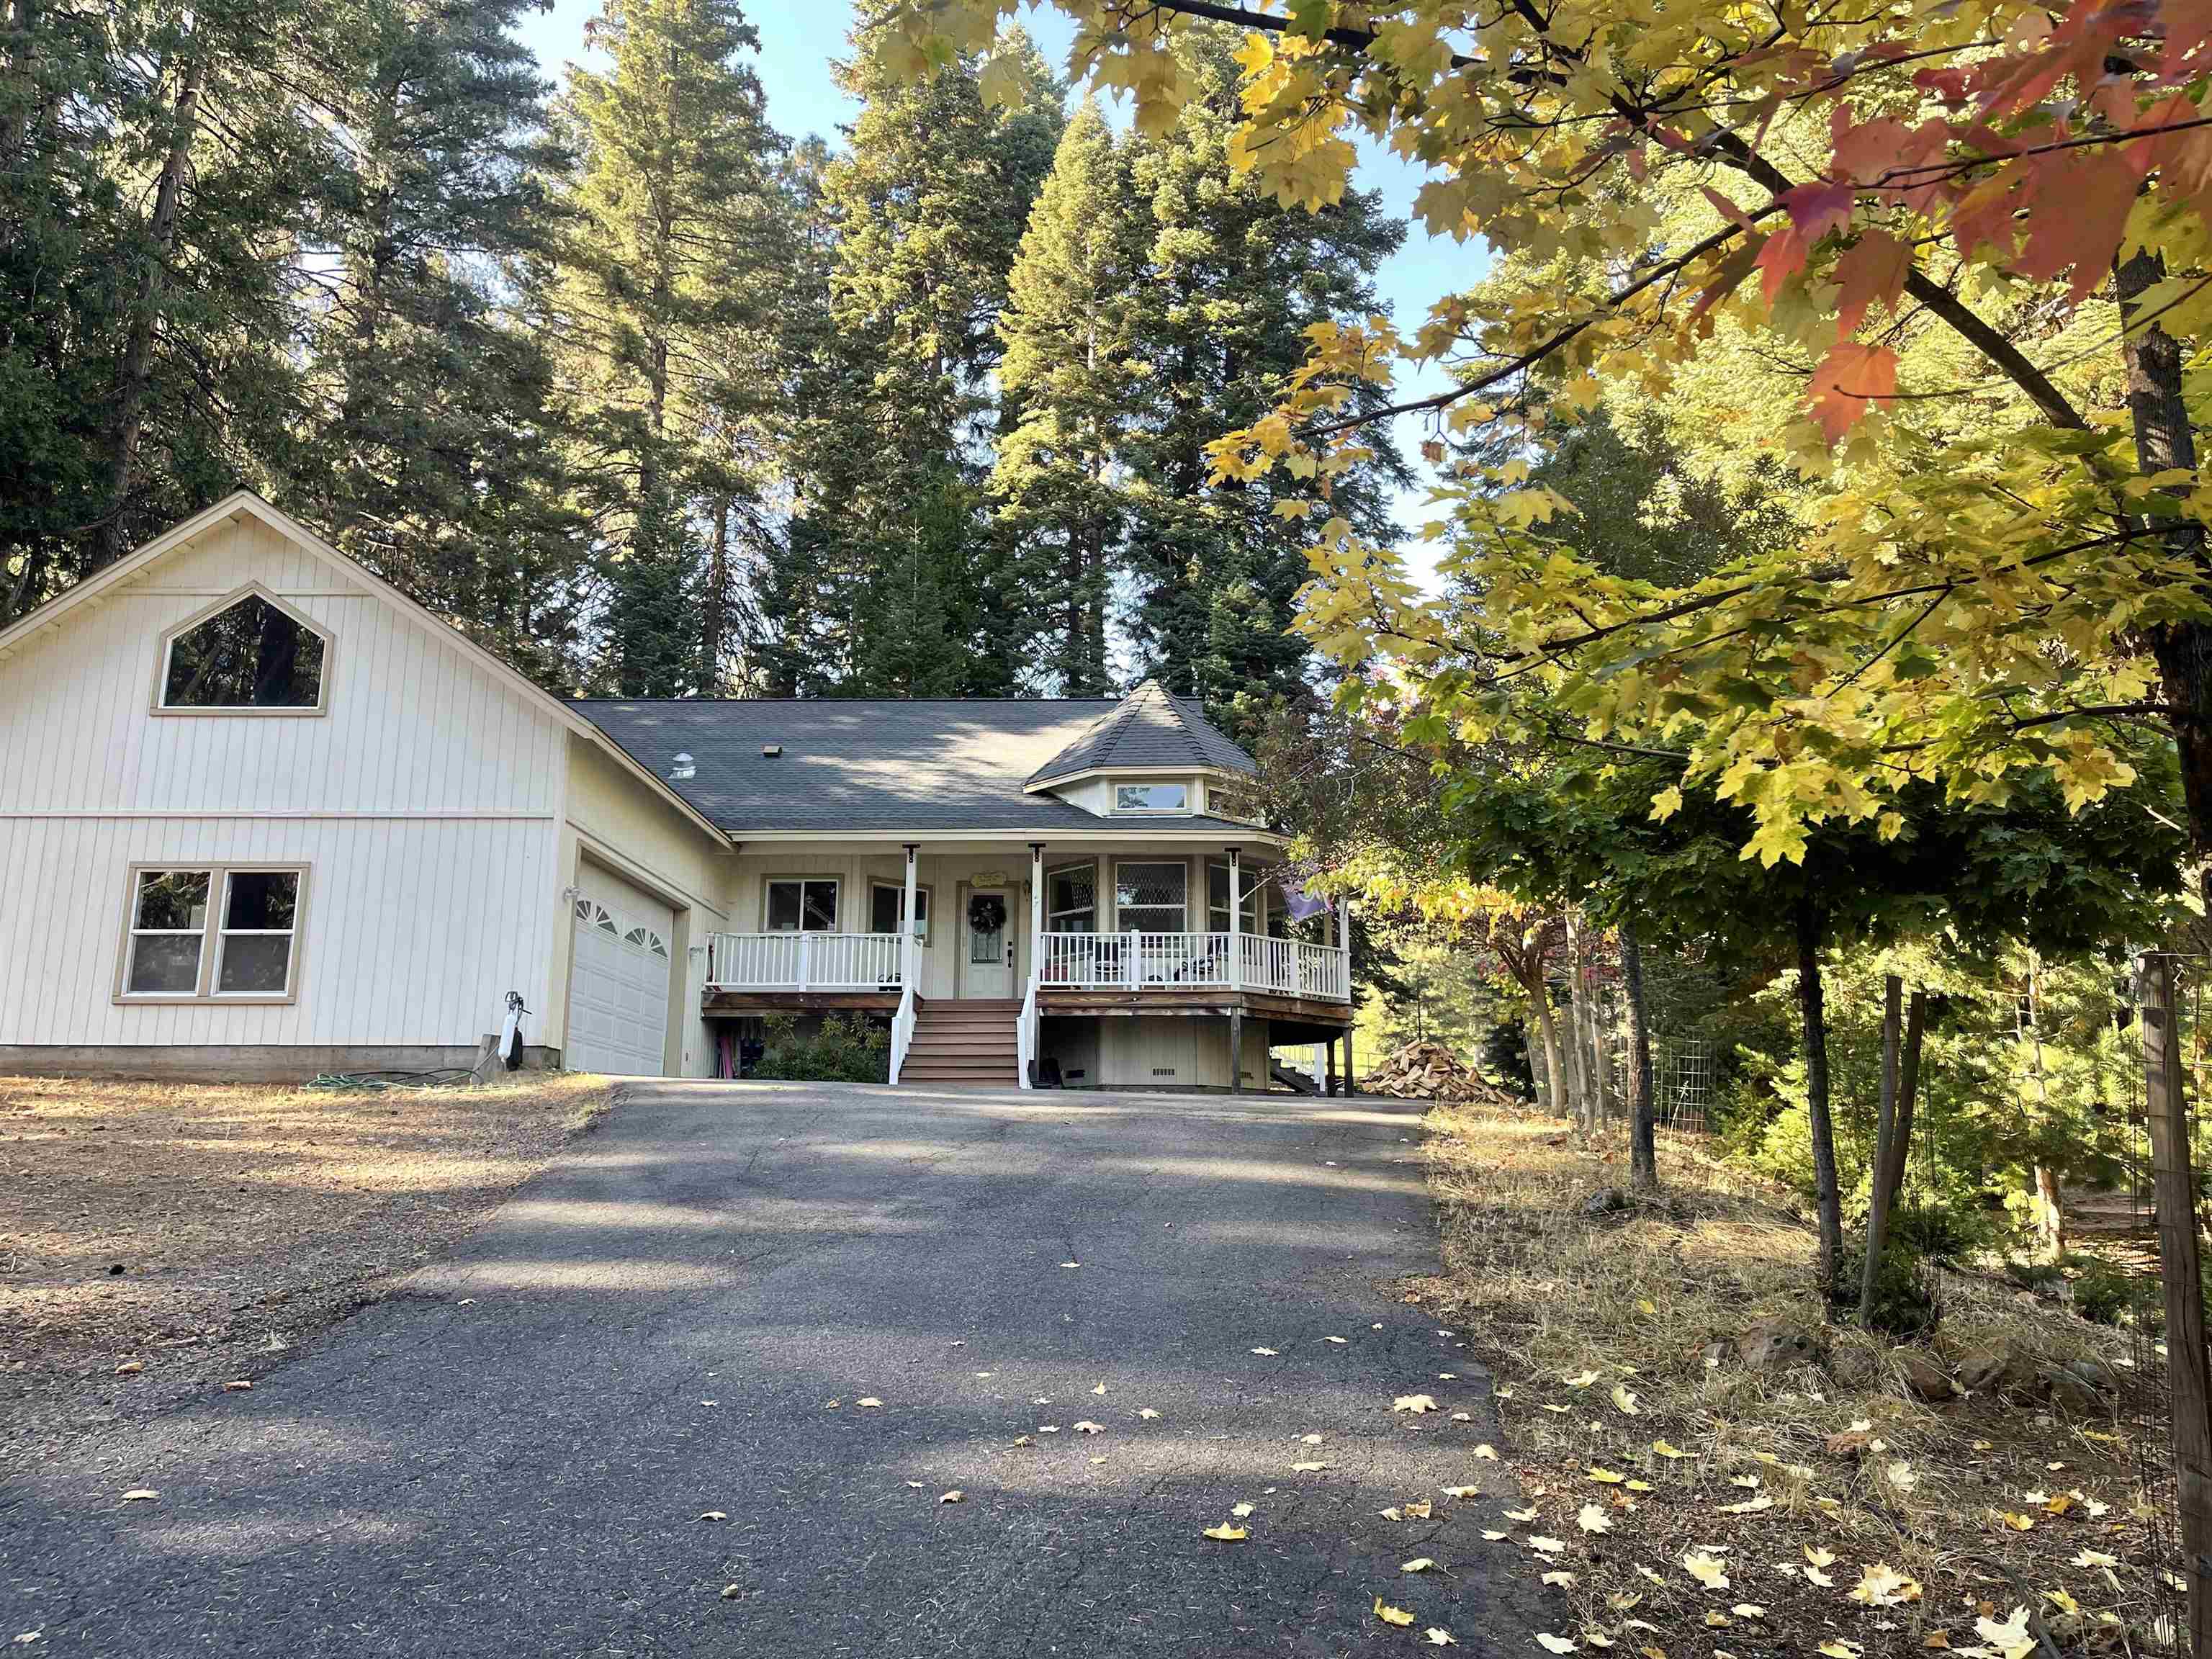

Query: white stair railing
1016 974 1038 1090
889 932 917 1084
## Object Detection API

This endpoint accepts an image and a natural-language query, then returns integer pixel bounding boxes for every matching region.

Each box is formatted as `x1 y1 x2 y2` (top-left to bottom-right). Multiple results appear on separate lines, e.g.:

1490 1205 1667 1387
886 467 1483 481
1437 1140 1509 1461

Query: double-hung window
765 878 838 932
868 881 930 944
120 866 305 1000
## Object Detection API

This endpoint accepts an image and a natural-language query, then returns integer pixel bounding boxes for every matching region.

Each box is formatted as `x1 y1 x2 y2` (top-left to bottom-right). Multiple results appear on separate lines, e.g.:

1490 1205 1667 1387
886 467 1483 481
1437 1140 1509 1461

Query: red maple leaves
1807 343 1899 443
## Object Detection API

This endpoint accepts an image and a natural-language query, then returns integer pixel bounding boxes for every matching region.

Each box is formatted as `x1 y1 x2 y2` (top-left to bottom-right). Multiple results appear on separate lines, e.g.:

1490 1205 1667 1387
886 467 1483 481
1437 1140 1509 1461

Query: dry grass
1417 1100 2173 1657
1 1071 615 1456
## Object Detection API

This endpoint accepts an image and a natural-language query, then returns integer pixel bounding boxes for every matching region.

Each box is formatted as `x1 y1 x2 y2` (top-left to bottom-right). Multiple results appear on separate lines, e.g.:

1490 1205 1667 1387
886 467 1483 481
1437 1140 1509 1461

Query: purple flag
1280 873 1331 922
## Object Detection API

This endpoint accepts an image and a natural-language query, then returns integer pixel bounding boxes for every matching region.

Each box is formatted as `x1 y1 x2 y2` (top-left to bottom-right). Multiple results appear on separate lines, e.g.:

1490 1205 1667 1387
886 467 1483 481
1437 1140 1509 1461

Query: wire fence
2126 953 2205 1653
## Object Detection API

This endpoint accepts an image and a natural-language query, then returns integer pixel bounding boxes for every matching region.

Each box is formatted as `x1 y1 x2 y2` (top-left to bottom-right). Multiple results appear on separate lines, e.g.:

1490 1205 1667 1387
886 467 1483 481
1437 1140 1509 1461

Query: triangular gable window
159 588 328 710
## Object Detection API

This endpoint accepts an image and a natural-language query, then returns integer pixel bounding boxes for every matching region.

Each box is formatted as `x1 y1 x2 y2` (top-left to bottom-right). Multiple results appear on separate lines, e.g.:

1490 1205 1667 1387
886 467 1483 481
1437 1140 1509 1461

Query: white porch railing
705 932 905 990
1036 931 1349 1002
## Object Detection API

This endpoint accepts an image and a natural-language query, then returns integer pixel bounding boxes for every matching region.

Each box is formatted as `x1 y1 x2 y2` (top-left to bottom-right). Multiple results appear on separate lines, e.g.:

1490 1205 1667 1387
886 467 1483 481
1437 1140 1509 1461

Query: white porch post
1028 842 1044 958
902 843 919 982
1227 846 1244 991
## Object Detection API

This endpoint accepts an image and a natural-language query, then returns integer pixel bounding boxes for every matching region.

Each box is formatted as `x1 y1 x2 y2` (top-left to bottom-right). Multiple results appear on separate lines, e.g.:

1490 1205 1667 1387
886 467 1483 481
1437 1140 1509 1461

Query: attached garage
565 864 676 1076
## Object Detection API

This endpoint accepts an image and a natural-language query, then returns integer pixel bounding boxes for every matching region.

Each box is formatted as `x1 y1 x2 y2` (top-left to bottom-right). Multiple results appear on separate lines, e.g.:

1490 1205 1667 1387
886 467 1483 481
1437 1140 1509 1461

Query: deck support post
1326 1038 1339 1098
1337 897 1355 1096
1230 1005 1244 1096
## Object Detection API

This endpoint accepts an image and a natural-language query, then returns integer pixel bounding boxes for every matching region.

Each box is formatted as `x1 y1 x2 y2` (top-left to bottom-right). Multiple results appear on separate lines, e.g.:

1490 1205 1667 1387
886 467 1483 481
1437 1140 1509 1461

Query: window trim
114 862 309 1005
762 875 842 933
868 878 934 945
1112 858 1191 935
150 581 334 718
1111 779 1192 815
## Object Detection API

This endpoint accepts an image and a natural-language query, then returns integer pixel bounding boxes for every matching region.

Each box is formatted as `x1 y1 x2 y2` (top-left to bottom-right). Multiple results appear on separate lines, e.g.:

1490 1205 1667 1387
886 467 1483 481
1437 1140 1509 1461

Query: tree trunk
1860 974 1903 1322
2116 252 2212 899
1796 893 1843 1290
1560 920 1589 1129
703 495 729 691
1622 920 1656 1187
1876 989 1928 1223
0 0 38 179
1528 965 1567 1120
2031 1166 2068 1261
96 44 204 571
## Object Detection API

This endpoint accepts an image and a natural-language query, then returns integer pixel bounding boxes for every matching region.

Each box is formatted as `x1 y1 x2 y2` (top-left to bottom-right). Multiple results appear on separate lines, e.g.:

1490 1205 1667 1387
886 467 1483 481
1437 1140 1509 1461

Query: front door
964 886 1013 998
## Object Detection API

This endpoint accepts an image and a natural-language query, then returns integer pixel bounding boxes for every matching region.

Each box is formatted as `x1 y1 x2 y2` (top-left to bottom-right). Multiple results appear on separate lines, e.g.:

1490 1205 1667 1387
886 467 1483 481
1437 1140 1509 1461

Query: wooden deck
701 989 901 1015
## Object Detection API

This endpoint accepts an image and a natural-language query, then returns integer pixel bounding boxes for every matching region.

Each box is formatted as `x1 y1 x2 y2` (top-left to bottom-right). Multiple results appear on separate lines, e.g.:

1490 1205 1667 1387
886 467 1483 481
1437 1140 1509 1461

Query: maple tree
876 0 2212 888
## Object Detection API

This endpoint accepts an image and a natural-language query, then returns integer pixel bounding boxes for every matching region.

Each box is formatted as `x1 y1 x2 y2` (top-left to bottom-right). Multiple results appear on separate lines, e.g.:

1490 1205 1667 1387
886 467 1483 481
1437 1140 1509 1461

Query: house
0 492 1357 1089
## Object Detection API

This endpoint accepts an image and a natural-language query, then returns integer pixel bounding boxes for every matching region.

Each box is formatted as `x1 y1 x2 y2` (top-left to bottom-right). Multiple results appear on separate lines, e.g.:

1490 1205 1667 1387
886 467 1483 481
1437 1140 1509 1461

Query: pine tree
992 99 1145 695
1120 29 1406 732
536 0 784 696
284 0 585 674
768 20 1061 696
1 0 333 604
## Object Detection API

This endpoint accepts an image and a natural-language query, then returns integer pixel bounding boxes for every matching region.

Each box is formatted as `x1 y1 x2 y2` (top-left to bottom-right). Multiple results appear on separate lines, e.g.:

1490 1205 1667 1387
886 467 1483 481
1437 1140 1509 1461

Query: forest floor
1414 1100 2177 1658
0 1072 614 1460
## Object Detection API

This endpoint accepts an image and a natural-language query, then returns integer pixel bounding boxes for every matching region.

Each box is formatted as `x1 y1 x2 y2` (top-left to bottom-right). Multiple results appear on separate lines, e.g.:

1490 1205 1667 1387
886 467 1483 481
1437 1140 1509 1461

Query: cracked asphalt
5 1081 1545 1657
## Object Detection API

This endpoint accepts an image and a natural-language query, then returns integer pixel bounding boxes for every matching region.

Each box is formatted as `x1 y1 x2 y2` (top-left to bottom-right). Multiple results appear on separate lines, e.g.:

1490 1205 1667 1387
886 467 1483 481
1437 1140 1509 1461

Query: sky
512 0 1479 578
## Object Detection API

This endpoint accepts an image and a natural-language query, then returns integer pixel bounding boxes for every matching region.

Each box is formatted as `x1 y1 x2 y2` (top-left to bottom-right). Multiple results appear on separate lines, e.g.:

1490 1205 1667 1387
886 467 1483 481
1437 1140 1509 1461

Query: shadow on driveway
5 1082 1547 1657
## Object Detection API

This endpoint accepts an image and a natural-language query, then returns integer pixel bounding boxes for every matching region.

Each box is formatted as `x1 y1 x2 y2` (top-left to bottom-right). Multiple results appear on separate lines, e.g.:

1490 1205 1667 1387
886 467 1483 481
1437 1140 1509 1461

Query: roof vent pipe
669 752 696 781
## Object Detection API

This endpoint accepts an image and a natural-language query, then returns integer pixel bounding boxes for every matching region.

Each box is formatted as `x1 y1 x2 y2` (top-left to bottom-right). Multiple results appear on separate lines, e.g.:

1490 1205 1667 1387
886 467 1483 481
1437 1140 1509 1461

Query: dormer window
158 587 328 712
1113 781 1189 814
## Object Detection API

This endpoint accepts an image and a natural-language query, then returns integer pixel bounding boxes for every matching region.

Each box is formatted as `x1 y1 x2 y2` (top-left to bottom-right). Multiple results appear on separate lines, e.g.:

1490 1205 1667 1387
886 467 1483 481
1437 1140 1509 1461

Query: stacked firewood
1363 1040 1519 1105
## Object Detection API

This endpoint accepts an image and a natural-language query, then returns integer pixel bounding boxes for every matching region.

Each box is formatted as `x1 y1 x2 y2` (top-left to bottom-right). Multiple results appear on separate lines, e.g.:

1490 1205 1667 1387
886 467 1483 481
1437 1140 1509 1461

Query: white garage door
566 866 676 1076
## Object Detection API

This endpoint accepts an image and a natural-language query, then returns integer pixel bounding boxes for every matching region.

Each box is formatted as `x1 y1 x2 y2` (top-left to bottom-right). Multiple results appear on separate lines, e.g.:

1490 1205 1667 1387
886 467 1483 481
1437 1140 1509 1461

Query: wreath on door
967 893 1007 934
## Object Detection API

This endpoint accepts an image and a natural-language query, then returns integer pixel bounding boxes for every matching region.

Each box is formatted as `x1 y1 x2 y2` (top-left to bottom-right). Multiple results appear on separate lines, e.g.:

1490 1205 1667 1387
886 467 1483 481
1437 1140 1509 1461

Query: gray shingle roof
1025 679 1257 788
571 688 1260 835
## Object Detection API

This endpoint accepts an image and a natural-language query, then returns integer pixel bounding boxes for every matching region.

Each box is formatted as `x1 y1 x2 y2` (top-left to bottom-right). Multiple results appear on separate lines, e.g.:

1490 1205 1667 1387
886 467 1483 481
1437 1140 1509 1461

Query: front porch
694 840 1356 1090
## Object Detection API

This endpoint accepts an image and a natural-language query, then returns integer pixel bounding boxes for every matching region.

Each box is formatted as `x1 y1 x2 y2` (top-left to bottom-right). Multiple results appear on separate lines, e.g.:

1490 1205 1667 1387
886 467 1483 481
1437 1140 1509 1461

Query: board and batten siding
0 510 566 1052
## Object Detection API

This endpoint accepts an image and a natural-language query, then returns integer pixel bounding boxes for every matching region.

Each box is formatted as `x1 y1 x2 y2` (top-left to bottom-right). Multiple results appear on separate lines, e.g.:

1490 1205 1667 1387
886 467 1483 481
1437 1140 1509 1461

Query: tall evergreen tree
1120 30 1406 732
284 0 585 676
535 0 784 696
992 99 1145 694
768 20 1061 696
1 0 332 608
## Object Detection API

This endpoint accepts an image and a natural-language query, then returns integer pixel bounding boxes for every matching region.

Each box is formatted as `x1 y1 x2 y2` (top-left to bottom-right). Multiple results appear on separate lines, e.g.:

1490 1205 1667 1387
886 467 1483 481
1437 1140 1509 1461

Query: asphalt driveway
5 1082 1543 1656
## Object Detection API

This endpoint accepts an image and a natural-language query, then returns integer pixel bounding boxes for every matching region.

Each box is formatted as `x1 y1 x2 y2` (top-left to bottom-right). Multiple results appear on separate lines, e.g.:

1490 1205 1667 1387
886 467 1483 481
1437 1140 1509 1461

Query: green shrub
1836 1240 1942 1338
2067 1254 2152 1328
753 1012 889 1084
1887 1200 2000 1264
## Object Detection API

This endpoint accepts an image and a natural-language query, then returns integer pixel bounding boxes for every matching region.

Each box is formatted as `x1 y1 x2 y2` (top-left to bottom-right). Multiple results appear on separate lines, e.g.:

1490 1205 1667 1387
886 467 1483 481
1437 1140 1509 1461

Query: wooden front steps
900 999 1020 1087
